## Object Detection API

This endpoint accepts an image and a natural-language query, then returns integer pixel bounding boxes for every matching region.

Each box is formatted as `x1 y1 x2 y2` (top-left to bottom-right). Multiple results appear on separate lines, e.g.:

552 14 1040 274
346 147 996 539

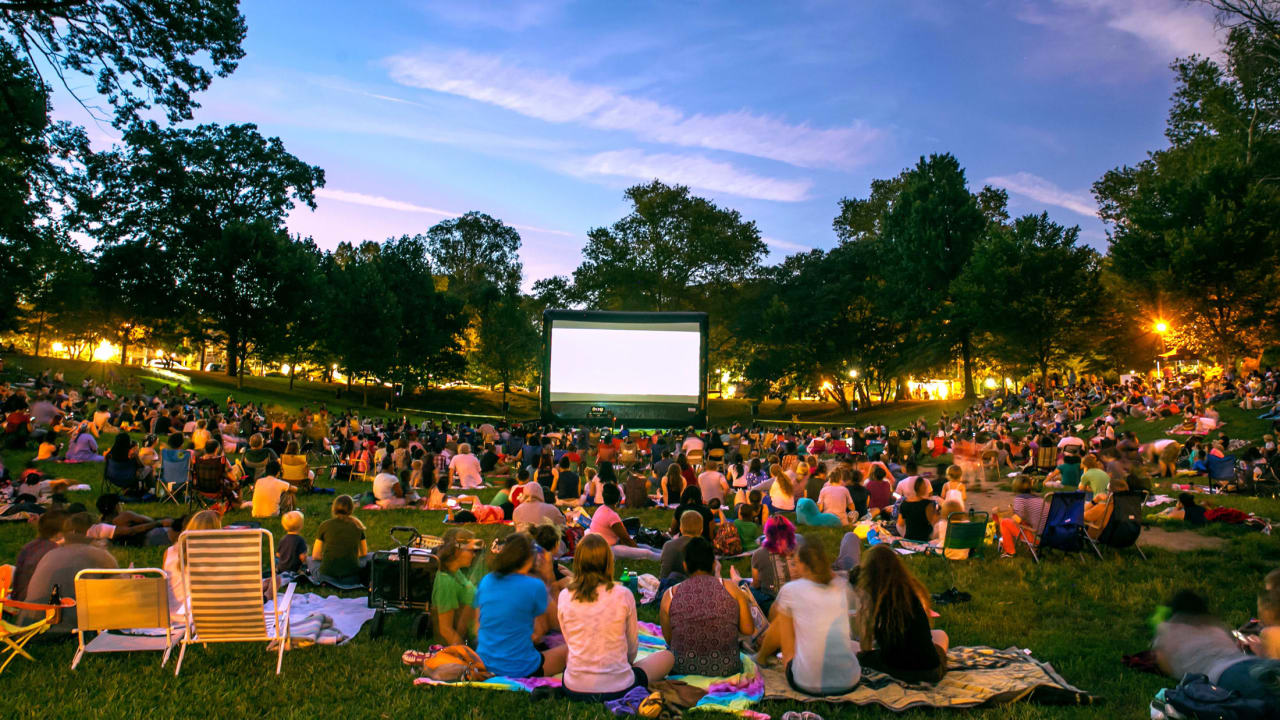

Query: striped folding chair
174 529 295 676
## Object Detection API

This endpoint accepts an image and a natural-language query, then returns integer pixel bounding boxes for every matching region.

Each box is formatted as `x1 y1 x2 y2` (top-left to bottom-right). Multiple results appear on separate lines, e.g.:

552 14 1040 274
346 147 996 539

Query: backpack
418 645 492 682
713 520 743 555
1160 673 1269 720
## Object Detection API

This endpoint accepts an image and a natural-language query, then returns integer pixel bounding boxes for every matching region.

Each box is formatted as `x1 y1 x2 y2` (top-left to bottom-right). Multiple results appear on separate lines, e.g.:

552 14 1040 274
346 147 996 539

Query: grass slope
2 361 1278 719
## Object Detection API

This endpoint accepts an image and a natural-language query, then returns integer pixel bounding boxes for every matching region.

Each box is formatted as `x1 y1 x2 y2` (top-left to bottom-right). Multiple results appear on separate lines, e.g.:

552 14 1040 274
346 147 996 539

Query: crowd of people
2 365 1279 710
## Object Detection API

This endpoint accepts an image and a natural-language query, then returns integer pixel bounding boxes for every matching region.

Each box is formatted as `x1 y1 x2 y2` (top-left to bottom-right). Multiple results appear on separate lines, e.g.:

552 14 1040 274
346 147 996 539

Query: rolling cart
368 526 439 638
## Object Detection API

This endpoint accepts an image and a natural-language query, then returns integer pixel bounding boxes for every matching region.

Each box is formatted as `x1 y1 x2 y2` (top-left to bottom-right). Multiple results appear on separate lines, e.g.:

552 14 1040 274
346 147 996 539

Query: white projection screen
541 311 708 426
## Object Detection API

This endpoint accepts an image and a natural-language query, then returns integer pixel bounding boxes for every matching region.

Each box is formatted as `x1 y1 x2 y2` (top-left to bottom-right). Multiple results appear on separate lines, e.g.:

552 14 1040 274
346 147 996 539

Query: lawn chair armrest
278 581 297 634
1 597 75 622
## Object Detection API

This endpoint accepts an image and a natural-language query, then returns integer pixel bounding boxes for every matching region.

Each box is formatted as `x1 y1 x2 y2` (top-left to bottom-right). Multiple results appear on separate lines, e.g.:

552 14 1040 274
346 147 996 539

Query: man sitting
252 459 298 517
659 510 705 581
21 512 118 632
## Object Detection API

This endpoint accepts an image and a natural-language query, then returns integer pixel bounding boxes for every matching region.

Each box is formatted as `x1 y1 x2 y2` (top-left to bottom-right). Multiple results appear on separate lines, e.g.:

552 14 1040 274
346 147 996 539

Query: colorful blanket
414 621 764 716
760 646 1096 711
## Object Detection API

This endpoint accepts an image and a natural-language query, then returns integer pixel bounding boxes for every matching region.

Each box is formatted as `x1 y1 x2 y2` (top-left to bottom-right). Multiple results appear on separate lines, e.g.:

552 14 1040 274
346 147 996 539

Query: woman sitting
939 464 968 507
311 495 369 585
748 515 799 613
660 463 685 506
432 528 480 645
560 534 674 701
475 532 567 677
659 536 753 676
1084 477 1128 539
280 441 312 491
796 497 842 527
162 510 221 622
65 422 102 462
857 544 949 683
669 485 714 540
843 468 869 520
589 484 661 560
895 477 938 543
864 464 894 517
103 432 144 496
767 464 796 512
756 540 861 695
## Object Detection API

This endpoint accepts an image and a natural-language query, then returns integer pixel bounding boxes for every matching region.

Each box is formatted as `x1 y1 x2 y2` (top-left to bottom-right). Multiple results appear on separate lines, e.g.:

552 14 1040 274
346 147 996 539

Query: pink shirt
589 504 623 545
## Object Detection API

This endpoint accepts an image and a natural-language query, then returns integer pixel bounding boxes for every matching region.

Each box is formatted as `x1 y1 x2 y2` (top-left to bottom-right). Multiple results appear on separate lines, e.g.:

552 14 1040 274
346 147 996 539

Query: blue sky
51 0 1224 284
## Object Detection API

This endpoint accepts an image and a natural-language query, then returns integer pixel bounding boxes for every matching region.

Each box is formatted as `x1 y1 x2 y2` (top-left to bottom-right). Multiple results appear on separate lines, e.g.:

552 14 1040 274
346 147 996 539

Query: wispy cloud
315 188 579 237
420 0 571 31
566 149 813 202
1022 0 1220 60
385 49 884 170
763 236 813 254
985 172 1098 218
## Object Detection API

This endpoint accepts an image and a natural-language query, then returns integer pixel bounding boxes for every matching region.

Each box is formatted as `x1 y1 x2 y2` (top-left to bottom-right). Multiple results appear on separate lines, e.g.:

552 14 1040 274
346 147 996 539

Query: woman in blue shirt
474 532 566 677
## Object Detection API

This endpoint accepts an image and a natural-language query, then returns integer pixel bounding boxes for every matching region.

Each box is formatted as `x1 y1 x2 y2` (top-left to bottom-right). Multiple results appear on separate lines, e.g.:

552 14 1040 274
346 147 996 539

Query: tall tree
1094 27 1280 364
474 289 541 411
80 122 325 375
958 214 1103 384
876 153 992 398
425 212 523 307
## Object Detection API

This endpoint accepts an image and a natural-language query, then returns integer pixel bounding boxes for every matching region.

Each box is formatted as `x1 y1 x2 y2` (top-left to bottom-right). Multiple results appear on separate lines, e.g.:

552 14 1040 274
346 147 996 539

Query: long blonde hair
568 534 614 603
770 464 793 496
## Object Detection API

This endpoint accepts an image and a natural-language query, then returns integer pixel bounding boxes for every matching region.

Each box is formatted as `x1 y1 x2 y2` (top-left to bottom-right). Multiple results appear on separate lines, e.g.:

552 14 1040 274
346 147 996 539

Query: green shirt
1081 468 1110 496
431 568 476 613
491 490 510 506
315 517 365 579
1057 462 1083 489
734 520 762 549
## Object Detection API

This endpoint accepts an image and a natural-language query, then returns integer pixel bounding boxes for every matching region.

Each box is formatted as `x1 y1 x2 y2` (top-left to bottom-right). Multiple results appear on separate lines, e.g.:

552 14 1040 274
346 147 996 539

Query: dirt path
964 486 1228 552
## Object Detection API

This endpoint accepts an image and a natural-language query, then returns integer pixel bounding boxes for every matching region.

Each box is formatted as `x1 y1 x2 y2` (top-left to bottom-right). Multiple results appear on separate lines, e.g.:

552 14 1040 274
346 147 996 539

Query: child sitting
939 465 967 507
933 499 969 559
276 510 308 575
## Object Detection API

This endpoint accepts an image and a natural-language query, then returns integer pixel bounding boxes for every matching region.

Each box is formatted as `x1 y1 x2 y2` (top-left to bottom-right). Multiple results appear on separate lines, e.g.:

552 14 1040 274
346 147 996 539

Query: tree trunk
119 334 128 365
289 360 297 391
198 343 206 371
226 330 238 377
893 376 906 402
236 341 245 389
33 312 45 357
362 374 369 407
1040 359 1049 389
960 332 976 399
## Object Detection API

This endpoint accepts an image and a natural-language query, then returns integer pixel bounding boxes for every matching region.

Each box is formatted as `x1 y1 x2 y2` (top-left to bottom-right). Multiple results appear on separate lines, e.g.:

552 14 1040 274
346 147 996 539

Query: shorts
563 666 649 702
785 661 858 697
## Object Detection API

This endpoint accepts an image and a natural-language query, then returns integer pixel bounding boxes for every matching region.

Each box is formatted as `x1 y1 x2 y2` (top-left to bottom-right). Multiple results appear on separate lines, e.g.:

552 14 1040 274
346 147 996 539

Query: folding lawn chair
71 568 173 669
1035 491 1090 561
1084 490 1148 560
1203 454 1237 493
1030 446 1058 477
1 564 76 674
174 529 295 676
931 509 989 585
189 455 237 512
158 448 191 504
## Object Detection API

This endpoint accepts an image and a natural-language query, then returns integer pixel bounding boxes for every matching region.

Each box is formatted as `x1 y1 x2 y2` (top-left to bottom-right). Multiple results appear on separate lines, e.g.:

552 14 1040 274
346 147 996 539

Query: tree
569 180 767 312
80 122 325 375
0 0 246 127
16 227 88 356
474 289 540 412
875 153 993 398
959 214 1103 384
1094 28 1280 364
425 212 523 307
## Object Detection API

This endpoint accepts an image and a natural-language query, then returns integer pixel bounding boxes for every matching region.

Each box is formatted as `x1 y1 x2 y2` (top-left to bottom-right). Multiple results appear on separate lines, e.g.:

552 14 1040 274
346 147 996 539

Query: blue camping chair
158 448 191 505
1202 454 1237 491
1036 491 1089 561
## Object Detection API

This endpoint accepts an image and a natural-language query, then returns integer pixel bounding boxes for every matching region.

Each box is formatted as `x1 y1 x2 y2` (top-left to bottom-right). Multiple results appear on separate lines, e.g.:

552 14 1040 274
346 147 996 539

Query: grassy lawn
3 363 1279 719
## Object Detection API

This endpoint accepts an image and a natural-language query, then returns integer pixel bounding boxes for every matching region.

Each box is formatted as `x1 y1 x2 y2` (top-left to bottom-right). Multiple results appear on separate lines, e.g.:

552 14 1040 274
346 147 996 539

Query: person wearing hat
1044 445 1083 490
512 482 566 528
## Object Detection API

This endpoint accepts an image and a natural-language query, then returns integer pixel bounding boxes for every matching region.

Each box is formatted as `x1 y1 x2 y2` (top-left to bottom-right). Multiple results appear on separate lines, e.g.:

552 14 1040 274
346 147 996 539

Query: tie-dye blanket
413 621 765 716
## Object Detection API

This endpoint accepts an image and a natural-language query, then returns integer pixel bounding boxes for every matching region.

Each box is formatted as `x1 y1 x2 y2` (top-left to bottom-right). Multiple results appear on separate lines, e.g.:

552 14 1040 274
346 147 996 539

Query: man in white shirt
1057 432 1085 451
251 460 297 517
371 458 408 508
681 431 704 454
449 442 485 489
697 462 729 504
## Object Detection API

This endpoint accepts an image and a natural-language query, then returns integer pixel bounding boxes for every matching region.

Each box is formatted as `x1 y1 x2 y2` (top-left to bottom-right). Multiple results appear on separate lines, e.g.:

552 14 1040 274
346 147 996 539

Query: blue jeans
1218 658 1280 704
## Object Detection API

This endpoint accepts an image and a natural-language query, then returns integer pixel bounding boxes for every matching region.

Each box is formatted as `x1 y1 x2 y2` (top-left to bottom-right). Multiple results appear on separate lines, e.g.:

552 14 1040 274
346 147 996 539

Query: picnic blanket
264 592 377 648
414 621 764 716
760 646 1096 711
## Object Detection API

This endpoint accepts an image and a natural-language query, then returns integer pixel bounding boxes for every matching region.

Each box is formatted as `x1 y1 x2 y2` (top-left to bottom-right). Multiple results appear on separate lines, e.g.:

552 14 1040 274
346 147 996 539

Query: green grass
4 363 1280 718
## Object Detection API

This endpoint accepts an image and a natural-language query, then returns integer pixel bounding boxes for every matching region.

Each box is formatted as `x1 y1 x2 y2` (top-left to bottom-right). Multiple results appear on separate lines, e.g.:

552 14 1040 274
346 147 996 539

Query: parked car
203 363 225 373
147 358 189 370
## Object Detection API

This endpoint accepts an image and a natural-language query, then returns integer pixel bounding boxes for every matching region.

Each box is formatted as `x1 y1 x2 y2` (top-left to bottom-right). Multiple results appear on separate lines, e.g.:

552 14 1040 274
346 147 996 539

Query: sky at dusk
49 0 1226 284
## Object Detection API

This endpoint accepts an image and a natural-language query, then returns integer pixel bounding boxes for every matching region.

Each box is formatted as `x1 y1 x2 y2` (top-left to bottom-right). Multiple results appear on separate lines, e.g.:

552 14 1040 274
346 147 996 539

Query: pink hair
762 515 796 555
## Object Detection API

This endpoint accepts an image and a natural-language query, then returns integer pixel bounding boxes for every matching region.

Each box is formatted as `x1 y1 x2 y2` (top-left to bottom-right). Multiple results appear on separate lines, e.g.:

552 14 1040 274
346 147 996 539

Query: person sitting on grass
10 509 66 603
865 464 894 518
432 528 480 646
1153 589 1280 709
932 499 969 559
276 510 308 575
550 455 582 508
372 457 412 508
251 459 298 518
733 501 763 550
856 544 949 684
475 532 567 677
735 489 769 531
817 470 855 525
65 422 102 462
895 477 938 543
21 512 117 632
756 539 861 695
660 463 685 507
511 482 566 528
310 495 369 586
659 536 754 677
659 509 704 581
589 483 661 561
559 534 674 701
102 432 144 496
490 475 519 518
939 464 968 507
747 515 800 613
1044 447 1083 490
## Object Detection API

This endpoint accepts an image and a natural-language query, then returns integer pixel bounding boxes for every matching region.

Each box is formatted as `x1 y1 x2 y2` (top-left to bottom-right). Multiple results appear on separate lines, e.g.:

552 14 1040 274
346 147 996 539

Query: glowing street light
1154 321 1169 334
92 340 117 362
848 369 858 378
